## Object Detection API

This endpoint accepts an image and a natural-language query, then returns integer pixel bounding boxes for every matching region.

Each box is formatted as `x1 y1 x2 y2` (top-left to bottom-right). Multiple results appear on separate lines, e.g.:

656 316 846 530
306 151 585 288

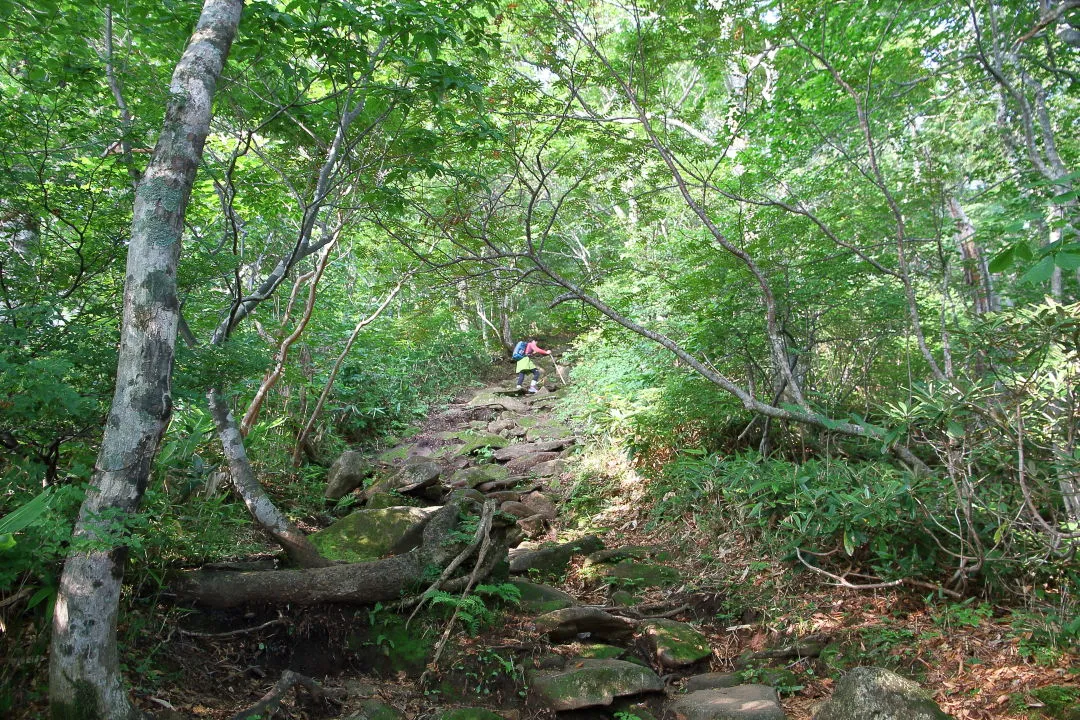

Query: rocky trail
158 377 958 720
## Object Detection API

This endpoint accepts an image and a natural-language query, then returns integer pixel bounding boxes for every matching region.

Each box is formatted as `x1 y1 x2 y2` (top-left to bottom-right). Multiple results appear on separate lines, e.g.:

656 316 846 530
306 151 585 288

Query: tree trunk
208 389 331 568
49 2 243 718
948 196 998 316
174 499 507 607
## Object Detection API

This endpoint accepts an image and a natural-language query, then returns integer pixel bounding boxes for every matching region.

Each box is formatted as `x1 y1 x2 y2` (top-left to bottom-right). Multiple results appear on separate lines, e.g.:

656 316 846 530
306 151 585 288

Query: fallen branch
795 548 962 600
430 500 498 668
408 499 496 626
231 670 324 720
178 615 287 638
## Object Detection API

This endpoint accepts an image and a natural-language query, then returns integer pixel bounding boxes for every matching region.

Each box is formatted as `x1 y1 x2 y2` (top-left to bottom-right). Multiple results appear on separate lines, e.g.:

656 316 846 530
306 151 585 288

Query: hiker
512 338 551 393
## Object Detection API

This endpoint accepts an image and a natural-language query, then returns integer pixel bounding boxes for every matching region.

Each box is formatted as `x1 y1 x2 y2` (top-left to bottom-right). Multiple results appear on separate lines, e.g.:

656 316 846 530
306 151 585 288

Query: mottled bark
948 196 998 316
49 1 243 718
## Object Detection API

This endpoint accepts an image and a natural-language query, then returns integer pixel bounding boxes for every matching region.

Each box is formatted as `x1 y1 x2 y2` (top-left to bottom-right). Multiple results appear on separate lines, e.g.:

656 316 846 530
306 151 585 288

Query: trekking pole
549 353 567 386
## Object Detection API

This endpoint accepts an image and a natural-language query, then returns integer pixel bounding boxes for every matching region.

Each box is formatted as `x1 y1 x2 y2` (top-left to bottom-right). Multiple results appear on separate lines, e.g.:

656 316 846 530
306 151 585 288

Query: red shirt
525 341 550 356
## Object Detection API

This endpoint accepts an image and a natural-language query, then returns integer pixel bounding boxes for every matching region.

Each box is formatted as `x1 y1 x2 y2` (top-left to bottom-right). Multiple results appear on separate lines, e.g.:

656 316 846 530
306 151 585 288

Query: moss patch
642 619 712 668
310 507 432 562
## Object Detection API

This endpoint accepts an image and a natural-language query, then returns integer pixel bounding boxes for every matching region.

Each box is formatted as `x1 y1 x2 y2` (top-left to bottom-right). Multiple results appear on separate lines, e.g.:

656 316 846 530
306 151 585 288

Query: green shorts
515 357 536 372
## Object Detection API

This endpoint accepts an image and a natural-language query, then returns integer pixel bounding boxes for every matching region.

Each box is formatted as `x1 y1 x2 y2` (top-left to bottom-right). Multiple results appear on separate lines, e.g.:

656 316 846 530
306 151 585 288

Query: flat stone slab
529 659 663 711
493 440 572 461
586 559 682 588
534 606 638 643
642 619 713 668
505 452 560 473
667 686 786 720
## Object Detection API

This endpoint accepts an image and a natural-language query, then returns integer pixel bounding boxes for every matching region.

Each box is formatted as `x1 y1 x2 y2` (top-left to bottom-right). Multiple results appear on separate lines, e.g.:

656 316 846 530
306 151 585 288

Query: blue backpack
511 340 528 361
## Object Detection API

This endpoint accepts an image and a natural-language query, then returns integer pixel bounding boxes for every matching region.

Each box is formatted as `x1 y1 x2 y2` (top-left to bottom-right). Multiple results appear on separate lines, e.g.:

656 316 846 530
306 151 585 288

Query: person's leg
528 368 540 392
516 371 525 390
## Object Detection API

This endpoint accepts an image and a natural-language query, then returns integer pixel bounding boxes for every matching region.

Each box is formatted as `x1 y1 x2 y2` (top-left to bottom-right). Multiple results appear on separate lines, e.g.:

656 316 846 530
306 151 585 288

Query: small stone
667 686 785 720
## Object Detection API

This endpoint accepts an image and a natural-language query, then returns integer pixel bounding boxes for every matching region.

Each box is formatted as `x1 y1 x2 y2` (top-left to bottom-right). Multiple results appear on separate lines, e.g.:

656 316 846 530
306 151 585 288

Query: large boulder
667 686 786 720
813 667 951 720
529 659 663 711
519 491 558 519
534 606 638 643
325 451 373 500
641 619 713 668
309 506 438 562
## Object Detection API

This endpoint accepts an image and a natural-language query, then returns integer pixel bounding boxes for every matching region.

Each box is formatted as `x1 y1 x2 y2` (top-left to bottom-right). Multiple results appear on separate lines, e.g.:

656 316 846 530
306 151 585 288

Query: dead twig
178 615 287 638
429 500 498 669
407 500 495 625
795 548 963 599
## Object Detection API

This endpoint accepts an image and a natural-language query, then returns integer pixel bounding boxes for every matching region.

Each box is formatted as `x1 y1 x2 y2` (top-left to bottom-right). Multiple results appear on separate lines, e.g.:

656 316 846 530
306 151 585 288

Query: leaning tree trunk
49 2 243 718
208 389 331 568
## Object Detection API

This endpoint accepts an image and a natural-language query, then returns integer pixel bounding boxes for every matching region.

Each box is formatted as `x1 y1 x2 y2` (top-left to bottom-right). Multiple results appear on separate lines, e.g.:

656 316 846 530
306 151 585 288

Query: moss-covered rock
642 619 713 668
586 560 681 589
376 445 413 464
813 667 952 720
574 643 626 660
509 535 604 577
309 506 436 562
507 578 577 612
449 464 510 488
455 431 511 456
528 659 663 711
364 491 420 509
525 423 574 441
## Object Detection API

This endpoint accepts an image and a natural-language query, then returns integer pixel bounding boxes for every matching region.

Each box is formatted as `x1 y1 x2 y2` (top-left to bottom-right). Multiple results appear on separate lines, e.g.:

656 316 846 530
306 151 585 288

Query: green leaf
987 247 1013 273
1054 252 1080 271
1020 255 1056 285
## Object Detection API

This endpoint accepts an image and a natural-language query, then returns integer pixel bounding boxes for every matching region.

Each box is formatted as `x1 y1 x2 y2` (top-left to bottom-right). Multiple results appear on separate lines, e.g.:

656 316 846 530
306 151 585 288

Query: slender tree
49 1 243 717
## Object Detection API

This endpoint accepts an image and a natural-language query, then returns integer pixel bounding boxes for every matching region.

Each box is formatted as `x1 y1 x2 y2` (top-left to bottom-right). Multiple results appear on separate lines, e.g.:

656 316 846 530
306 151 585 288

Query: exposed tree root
231 670 332 720
173 499 508 608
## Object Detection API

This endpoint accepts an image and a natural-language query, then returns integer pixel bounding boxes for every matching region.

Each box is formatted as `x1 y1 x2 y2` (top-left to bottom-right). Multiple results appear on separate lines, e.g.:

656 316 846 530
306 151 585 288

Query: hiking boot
515 384 522 391
527 385 538 394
